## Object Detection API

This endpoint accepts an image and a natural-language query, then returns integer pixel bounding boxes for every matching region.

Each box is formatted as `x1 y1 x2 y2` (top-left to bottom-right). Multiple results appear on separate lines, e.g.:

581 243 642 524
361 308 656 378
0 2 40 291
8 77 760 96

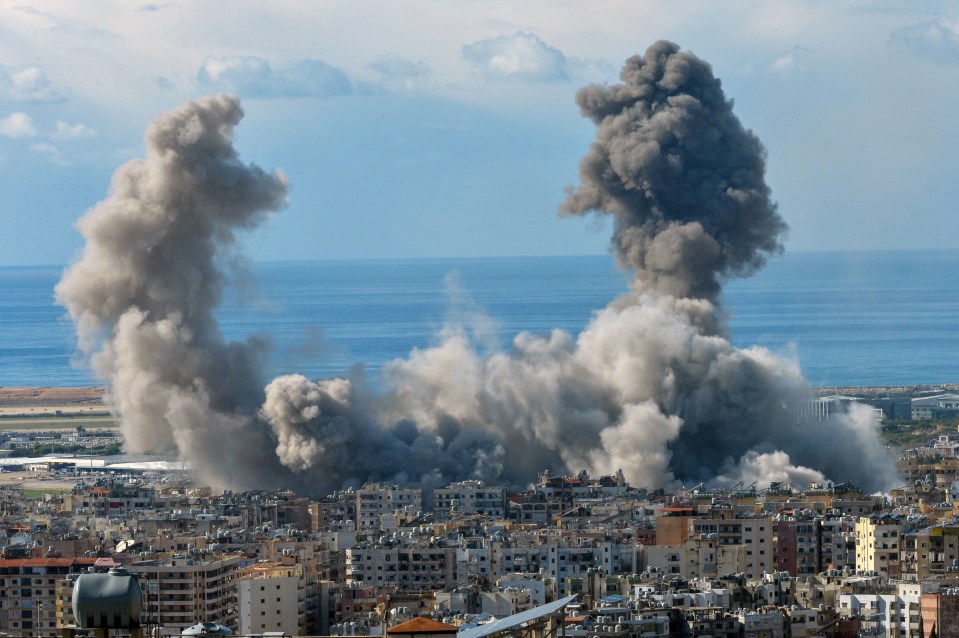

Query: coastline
2 384 957 407
0 386 104 406
813 384 959 398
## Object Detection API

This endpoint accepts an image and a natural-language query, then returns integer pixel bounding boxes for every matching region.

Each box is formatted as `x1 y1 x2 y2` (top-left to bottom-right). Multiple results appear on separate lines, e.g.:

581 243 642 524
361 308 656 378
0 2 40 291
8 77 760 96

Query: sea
1 250 957 390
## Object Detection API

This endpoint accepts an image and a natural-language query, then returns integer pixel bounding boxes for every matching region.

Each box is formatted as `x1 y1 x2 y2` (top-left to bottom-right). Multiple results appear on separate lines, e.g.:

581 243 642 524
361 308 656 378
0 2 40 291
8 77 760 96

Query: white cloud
769 52 798 73
0 112 36 138
766 46 810 75
196 56 351 98
29 142 69 166
890 16 959 65
367 56 433 93
462 32 569 82
137 3 172 11
0 65 68 103
51 121 97 140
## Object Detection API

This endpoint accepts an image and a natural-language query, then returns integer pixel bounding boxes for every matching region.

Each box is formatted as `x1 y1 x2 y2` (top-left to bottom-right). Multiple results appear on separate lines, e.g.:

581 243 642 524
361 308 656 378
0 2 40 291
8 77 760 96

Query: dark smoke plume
58 45 898 496
562 40 787 303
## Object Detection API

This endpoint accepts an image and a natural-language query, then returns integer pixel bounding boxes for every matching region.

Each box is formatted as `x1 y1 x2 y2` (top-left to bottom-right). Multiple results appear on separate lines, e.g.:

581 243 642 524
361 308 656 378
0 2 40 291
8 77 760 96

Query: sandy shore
0 387 104 406
0 387 108 419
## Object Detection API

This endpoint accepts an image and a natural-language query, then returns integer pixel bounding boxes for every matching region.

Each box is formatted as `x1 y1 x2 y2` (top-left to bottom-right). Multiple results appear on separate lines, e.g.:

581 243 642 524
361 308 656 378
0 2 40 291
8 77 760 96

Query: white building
346 545 459 591
481 588 534 616
433 481 508 518
837 586 923 638
911 393 959 420
355 484 422 531
238 572 300 636
737 609 786 638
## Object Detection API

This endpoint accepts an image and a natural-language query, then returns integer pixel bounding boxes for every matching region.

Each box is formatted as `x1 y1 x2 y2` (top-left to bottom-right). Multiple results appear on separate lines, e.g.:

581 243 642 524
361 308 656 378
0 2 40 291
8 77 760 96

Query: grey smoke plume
561 40 786 302
58 44 899 496
55 95 292 489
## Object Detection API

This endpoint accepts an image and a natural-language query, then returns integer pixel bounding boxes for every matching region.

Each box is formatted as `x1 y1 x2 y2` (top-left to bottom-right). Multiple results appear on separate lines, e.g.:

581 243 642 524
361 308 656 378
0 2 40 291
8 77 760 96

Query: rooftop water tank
72 567 142 629
182 621 233 635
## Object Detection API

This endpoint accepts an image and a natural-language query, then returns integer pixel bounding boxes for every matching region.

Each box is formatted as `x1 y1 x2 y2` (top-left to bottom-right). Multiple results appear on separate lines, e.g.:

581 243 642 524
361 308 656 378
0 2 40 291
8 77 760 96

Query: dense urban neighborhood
3 390 959 637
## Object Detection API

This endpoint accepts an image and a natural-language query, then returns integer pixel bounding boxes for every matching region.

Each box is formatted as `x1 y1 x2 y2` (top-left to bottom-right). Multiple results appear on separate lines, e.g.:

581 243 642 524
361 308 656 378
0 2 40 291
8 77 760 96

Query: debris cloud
58 44 898 496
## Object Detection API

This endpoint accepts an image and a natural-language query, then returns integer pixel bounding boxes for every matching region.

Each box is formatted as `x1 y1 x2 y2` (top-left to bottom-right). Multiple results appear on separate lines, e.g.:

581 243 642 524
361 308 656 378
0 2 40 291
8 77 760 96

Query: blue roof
457 595 579 638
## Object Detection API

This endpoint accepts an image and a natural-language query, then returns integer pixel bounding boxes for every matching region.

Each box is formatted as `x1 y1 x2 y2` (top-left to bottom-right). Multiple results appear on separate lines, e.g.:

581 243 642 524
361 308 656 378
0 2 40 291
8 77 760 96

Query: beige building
645 535 746 579
854 513 903 578
902 523 959 579
691 512 774 578
129 554 241 633
655 506 695 546
0 557 98 637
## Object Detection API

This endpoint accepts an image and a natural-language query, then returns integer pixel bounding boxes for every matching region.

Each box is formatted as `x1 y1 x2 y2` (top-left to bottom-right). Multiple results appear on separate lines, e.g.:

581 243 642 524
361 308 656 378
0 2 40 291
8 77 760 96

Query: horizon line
1 246 956 270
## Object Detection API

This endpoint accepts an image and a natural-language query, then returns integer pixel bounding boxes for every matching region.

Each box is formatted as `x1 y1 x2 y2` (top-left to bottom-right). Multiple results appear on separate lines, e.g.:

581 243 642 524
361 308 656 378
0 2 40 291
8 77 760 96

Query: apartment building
354 484 422 532
644 534 746 579
336 582 387 625
819 515 858 572
902 523 959 579
513 492 564 525
486 539 620 596
774 517 821 576
237 559 317 636
63 484 158 516
920 589 959 637
433 481 508 519
838 587 922 638
691 511 774 579
0 557 98 637
533 470 628 509
655 506 695 545
346 545 459 591
736 609 785 638
128 554 241 633
309 499 351 533
855 513 903 578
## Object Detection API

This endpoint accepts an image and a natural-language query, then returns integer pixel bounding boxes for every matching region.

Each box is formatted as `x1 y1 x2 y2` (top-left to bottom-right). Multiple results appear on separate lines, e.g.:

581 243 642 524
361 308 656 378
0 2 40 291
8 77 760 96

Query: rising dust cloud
56 42 898 495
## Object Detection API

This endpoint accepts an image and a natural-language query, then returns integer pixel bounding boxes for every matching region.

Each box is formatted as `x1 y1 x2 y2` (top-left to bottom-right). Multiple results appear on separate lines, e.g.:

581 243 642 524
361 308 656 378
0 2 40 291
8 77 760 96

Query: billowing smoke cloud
58 43 899 497
561 40 786 303
55 95 292 490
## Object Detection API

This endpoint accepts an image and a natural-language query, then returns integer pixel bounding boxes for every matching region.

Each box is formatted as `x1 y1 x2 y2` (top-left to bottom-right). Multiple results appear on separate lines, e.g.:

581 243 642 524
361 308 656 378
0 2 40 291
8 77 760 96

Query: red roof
387 617 459 634
0 558 98 568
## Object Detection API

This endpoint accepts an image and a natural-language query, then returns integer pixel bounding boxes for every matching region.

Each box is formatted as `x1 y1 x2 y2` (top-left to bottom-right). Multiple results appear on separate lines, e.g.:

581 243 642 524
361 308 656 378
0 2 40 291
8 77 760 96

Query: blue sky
1 1 958 266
